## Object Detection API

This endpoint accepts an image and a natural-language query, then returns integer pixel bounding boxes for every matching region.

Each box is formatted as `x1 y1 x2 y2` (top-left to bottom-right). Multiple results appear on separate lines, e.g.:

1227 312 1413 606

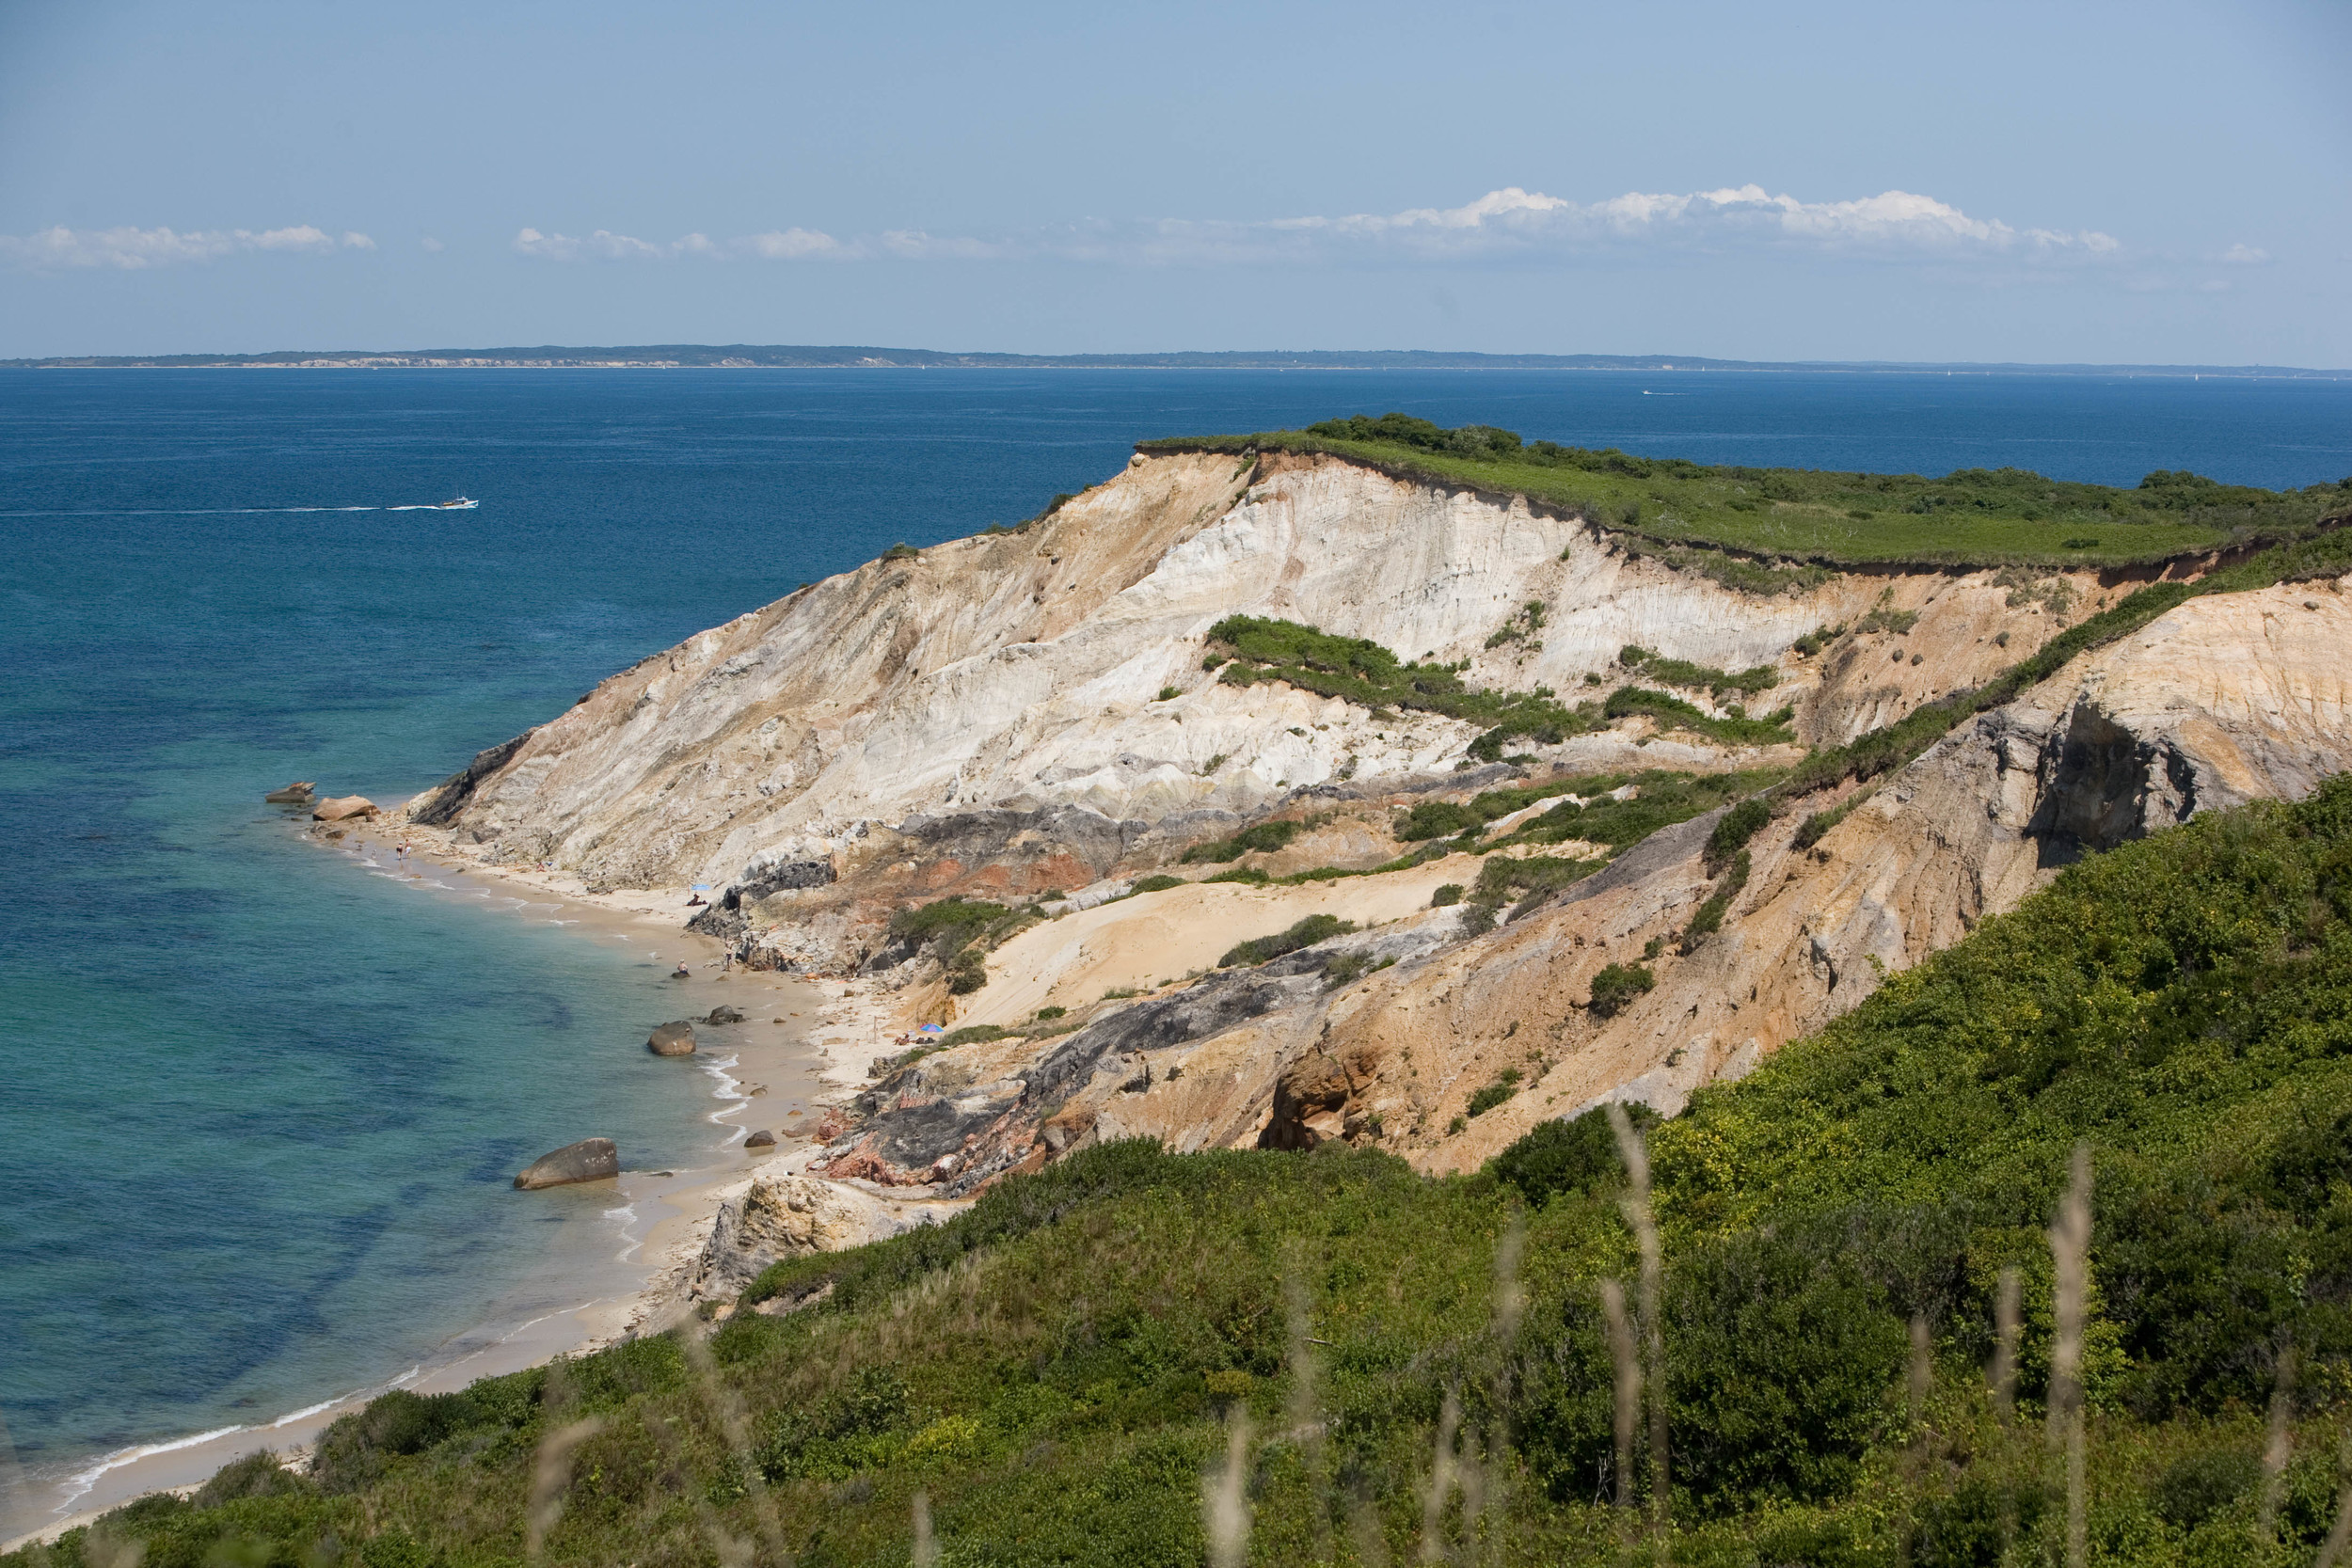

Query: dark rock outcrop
704 1006 746 1025
406 730 534 828
514 1136 619 1189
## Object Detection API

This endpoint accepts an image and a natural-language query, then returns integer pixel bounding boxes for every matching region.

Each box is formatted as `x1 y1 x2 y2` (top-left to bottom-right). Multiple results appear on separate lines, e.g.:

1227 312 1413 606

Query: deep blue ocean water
2 367 2347 1499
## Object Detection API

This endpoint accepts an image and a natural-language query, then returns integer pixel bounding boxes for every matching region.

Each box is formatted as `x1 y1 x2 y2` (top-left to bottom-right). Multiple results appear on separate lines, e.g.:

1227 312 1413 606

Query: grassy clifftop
25 776 2352 1566
1138 412 2351 568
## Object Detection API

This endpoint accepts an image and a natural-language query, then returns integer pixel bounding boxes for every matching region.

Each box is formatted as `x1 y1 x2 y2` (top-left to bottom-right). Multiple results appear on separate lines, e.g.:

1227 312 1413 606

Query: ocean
2 366 2347 1522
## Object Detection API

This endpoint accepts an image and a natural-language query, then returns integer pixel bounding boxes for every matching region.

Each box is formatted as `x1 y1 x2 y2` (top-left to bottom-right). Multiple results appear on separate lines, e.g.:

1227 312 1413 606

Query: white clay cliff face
416 451 2115 891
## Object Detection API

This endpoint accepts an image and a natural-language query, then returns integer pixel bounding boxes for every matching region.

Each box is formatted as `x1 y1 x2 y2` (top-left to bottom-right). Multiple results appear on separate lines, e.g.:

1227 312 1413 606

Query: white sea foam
58 1425 250 1510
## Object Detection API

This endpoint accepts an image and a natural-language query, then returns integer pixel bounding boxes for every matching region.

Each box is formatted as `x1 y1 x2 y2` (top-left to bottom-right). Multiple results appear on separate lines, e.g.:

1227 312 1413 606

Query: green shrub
1430 882 1464 908
1467 1068 1523 1117
1131 874 1185 894
879 542 921 562
1180 818 1302 863
1396 799 1483 841
2150 1447 2263 1531
1486 1102 1659 1209
1458 903 1497 937
193 1450 309 1509
1604 686 1796 746
1156 686 1180 702
1680 849 1752 951
1793 793 1866 850
946 949 988 994
888 896 1009 946
1033 1006 1066 1021
1201 865 1269 886
1219 913 1355 967
1619 645 1780 701
1588 961 1656 1017
1705 798 1772 867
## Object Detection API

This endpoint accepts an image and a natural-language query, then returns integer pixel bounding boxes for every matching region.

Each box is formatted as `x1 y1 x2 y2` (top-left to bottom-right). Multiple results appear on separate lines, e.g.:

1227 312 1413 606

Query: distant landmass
4 343 2344 376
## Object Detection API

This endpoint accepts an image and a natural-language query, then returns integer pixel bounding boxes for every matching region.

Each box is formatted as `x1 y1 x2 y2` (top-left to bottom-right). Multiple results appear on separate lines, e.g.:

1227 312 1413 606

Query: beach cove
4 805 851 1545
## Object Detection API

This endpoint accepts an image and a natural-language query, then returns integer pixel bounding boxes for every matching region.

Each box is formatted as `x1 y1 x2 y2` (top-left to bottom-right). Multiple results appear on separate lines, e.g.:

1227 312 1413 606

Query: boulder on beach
744 1129 777 1149
647 1021 698 1056
514 1137 619 1190
704 1005 746 1025
263 782 317 804
311 796 377 821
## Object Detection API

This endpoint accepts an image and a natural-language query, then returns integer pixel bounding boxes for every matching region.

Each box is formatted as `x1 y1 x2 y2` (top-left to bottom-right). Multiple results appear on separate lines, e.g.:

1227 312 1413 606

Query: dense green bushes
1147 418 2350 568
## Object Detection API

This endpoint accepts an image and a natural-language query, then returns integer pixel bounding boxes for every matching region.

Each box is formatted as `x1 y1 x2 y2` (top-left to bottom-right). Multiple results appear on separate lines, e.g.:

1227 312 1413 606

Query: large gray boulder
647 1021 697 1056
514 1137 619 1190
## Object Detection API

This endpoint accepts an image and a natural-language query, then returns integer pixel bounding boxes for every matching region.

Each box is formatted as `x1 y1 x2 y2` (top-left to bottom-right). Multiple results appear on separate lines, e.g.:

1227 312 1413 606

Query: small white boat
432 496 479 510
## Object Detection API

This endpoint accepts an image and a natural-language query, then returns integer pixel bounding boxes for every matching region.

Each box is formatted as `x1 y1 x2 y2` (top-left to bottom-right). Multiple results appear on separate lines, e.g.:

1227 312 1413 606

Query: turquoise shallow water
2 366 2347 1505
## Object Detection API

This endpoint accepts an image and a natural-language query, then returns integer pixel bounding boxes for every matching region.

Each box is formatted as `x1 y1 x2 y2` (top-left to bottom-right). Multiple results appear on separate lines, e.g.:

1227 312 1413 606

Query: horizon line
5 342 2348 378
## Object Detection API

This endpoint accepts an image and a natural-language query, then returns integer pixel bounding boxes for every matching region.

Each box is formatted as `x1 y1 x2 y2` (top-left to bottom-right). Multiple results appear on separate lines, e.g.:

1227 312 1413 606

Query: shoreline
3 806 875 1551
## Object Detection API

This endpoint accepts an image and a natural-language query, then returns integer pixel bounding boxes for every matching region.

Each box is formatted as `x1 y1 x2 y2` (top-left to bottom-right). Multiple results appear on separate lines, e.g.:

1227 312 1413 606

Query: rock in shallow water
311 795 376 821
647 1021 697 1056
743 1129 776 1149
703 1005 745 1025
514 1137 619 1189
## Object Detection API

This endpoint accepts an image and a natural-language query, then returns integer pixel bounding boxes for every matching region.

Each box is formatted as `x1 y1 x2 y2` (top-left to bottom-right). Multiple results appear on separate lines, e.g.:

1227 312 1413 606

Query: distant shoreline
5 344 2348 377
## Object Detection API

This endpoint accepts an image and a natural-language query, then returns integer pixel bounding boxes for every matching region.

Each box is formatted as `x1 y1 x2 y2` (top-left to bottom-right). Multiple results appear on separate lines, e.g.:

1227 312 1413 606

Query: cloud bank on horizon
0 225 375 269
1 186 2127 274
503 185 2123 269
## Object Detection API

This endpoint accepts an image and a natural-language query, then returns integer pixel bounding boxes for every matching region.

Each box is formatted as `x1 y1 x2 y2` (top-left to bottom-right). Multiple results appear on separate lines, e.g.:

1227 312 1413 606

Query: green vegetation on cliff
1142 412 2350 568
30 776 2352 1567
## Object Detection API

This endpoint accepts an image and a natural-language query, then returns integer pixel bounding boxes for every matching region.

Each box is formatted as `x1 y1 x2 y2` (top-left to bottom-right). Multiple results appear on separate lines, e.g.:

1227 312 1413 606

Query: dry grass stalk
679 1327 794 1566
1598 1278 1640 1514
1483 1213 1526 1557
2314 1432 2352 1568
2259 1344 2297 1543
1282 1252 1332 1561
524 1416 605 1562
1420 1386 1462 1563
2047 1142 2091 1568
1991 1266 2022 1420
1350 1486 1393 1568
911 1488 938 1568
1907 1311 1931 1426
1608 1104 1668 1533
1203 1406 1251 1568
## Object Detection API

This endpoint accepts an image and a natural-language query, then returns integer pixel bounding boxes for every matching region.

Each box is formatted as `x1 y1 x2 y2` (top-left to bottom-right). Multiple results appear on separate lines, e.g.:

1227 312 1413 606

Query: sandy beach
2 810 878 1551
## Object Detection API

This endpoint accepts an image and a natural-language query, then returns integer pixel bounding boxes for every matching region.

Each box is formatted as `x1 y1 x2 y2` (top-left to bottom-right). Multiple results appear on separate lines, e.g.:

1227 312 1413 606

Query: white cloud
511 227 721 261
420 237 445 253
507 186 2122 271
0 223 373 269
2220 243 2269 265
1143 185 2121 264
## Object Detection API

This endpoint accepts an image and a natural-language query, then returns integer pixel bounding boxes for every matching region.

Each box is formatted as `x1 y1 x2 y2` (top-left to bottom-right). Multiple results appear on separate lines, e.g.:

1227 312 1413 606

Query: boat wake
5 498 478 517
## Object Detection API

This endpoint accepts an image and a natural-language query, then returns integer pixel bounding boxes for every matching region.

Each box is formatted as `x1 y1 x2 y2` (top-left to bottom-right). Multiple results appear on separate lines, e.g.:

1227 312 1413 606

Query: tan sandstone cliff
400 448 2350 1192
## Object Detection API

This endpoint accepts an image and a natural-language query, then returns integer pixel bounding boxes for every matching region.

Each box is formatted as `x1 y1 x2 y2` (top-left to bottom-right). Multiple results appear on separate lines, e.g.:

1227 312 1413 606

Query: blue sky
1 0 2345 363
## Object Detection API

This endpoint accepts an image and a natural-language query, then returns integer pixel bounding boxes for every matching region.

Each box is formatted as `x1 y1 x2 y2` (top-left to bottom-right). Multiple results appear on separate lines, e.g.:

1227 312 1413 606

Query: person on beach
674 961 691 978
